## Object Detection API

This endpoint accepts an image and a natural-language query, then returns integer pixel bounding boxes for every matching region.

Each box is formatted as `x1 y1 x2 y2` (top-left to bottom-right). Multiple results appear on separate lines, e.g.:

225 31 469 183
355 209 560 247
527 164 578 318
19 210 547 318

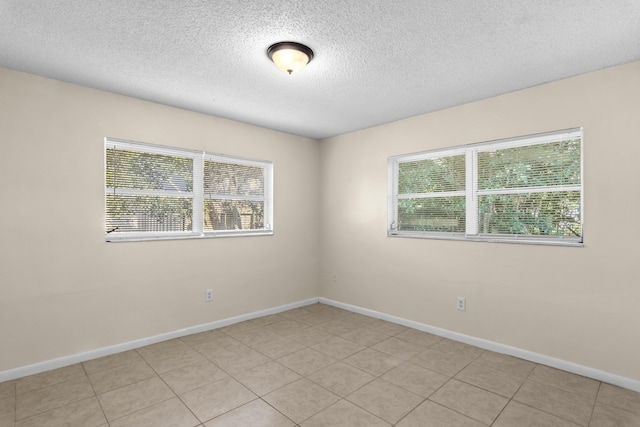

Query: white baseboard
319 297 640 393
0 297 319 383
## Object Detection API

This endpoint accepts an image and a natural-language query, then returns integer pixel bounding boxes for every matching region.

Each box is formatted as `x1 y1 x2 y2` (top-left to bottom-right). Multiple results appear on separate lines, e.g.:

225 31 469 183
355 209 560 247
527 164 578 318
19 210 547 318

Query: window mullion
388 159 399 233
193 154 204 235
465 148 478 235
264 163 273 230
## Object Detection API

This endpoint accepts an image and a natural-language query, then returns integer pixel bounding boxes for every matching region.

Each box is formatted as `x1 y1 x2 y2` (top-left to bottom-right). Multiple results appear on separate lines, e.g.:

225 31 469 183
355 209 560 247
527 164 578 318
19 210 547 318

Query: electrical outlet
456 297 466 311
205 289 213 302
331 273 337 282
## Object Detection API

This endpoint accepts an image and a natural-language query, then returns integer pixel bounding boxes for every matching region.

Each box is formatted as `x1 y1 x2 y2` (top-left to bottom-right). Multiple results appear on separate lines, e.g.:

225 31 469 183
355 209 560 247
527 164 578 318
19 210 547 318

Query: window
388 128 583 245
105 138 273 241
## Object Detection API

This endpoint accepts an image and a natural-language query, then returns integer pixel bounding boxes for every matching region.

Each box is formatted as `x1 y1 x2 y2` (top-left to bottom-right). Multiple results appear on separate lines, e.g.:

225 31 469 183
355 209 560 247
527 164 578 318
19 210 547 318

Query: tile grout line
586 381 604 426
80 362 110 427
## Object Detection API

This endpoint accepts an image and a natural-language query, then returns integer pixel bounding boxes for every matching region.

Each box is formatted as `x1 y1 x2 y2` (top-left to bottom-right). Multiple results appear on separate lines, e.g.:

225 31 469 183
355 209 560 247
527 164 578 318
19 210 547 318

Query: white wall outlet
456 297 466 311
205 289 213 302
331 273 337 282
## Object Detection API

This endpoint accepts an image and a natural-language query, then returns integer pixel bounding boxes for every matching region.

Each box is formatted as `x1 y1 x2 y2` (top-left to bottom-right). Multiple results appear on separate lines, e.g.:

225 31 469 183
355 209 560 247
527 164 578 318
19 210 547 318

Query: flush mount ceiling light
267 41 314 75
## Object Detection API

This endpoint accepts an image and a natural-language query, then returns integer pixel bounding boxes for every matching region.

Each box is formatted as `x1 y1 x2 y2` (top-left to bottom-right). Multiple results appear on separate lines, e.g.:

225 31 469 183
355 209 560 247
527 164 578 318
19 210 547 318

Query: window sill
388 232 583 247
106 230 274 243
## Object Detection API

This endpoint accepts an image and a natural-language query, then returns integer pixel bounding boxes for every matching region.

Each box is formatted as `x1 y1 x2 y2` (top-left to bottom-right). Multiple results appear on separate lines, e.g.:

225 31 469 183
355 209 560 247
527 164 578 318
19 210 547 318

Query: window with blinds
395 150 467 234
203 158 268 232
105 138 273 242
388 128 583 245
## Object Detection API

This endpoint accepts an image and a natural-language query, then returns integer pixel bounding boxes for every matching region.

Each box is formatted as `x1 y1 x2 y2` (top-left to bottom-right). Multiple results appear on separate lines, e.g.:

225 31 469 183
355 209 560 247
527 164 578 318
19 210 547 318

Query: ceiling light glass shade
267 42 314 75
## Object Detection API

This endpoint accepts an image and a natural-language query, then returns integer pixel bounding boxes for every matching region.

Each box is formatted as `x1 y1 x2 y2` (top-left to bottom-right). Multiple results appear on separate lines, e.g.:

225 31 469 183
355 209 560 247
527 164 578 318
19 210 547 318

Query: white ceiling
1 1 639 140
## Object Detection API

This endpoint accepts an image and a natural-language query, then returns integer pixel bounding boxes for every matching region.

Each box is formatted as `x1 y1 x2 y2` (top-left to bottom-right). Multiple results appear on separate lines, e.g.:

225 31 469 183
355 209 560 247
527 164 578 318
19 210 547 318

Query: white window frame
388 128 583 246
105 138 273 242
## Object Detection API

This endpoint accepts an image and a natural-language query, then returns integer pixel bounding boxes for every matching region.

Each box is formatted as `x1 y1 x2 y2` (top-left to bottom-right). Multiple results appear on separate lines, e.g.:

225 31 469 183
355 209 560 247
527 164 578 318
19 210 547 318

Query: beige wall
320 61 640 382
0 68 321 371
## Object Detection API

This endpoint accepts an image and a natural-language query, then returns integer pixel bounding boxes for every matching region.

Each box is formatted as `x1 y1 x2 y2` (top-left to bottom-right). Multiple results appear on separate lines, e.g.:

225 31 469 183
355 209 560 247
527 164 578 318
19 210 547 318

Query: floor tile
179 330 226 347
315 306 350 318
196 338 270 374
160 360 228 395
277 348 337 376
83 350 145 375
409 348 472 377
277 307 313 320
596 383 640 415
136 339 186 355
473 350 536 378
590 401 640 426
218 321 261 336
300 399 390 427
286 327 334 347
339 312 378 327
455 361 526 398
0 395 16 427
365 319 408 336
312 319 359 336
264 320 311 337
307 362 375 397
223 328 279 347
311 336 365 360
429 379 508 425
343 348 403 376
16 377 94 420
493 400 581 427
192 336 246 361
204 399 295 427
248 335 306 359
0 382 14 401
302 303 327 313
16 364 86 395
514 379 595 426
15 397 107 427
529 365 600 402
396 400 486 427
180 377 256 422
381 362 449 397
296 312 338 326
371 336 425 361
430 338 485 360
346 379 424 424
88 360 156 394
233 361 301 396
263 379 340 423
394 329 443 348
137 340 206 374
245 313 288 326
109 397 199 427
211 346 271 375
97 376 174 421
339 327 390 347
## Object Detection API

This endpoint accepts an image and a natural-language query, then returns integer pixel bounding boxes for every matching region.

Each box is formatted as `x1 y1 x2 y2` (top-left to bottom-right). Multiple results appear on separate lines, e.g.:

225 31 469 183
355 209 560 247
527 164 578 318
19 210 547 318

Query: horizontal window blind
105 138 273 241
476 138 581 238
203 158 267 231
395 153 466 233
388 128 583 245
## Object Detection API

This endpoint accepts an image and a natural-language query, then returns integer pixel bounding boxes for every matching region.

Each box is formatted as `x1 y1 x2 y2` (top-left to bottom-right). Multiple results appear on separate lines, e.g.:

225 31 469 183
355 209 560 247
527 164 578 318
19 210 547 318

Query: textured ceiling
1 1 639 140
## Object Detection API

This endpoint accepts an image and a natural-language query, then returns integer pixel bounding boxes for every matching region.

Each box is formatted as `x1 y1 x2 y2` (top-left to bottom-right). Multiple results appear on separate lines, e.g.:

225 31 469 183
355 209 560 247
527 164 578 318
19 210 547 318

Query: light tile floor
1 303 639 426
